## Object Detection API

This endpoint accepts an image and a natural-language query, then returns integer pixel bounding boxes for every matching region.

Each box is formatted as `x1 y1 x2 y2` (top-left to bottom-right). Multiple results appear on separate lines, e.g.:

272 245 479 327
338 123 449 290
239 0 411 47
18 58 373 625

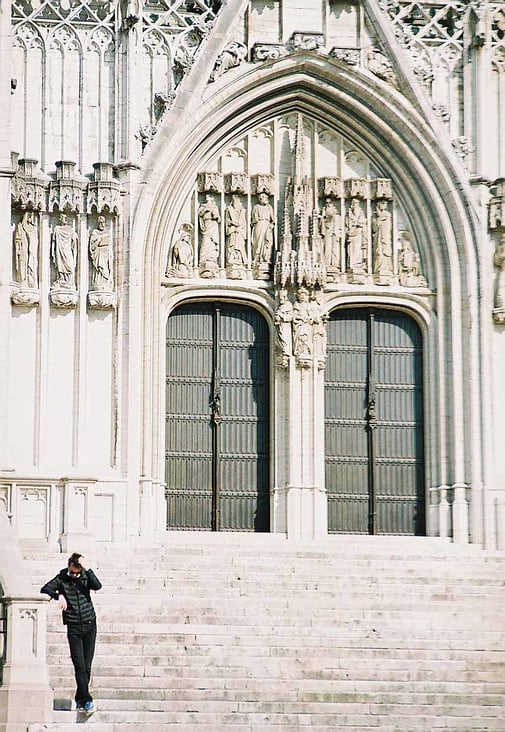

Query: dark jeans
66 620 97 705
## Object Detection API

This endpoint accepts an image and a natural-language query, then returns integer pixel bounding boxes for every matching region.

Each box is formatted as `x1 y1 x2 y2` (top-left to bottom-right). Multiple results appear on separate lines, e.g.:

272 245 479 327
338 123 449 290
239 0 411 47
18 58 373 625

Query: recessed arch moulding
133 57 482 542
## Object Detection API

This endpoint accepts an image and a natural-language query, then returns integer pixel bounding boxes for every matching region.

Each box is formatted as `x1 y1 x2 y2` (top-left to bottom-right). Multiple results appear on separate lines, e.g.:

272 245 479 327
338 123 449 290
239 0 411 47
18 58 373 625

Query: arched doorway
165 301 270 531
325 308 425 535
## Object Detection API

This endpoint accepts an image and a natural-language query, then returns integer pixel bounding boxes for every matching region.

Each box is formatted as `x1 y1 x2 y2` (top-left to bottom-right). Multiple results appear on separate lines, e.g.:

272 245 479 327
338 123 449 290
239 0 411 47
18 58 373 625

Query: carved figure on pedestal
166 223 194 278
89 216 113 291
493 233 505 324
372 199 393 281
252 192 275 270
51 213 78 289
346 198 367 277
274 289 293 368
14 210 38 289
321 198 341 271
225 195 247 278
398 232 427 287
292 286 313 368
309 290 328 370
198 194 220 276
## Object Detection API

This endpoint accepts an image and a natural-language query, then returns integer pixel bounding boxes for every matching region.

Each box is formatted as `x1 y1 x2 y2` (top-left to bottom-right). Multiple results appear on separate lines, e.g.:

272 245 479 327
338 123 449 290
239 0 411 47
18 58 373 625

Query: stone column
0 598 53 731
272 285 328 540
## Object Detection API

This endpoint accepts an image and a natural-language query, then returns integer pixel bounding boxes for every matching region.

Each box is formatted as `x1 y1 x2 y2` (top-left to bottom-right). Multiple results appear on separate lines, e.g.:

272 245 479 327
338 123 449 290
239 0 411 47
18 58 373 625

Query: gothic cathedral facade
1 0 505 549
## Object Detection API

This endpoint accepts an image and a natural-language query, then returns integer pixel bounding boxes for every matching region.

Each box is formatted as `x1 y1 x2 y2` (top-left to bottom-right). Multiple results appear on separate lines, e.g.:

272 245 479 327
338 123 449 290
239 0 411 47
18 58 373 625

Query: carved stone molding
251 44 289 62
11 158 48 211
224 173 250 195
364 48 398 87
371 178 393 200
319 177 344 198
451 136 475 167
87 162 122 214
49 288 79 308
49 161 86 213
197 171 223 194
87 291 117 310
11 288 40 307
345 178 369 199
251 174 275 196
489 180 505 230
330 48 360 66
289 32 324 52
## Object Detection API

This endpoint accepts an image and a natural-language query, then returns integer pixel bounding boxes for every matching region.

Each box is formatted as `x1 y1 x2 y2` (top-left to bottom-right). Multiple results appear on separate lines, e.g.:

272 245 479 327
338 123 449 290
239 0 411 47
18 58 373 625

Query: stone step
22 536 505 730
40 707 505 728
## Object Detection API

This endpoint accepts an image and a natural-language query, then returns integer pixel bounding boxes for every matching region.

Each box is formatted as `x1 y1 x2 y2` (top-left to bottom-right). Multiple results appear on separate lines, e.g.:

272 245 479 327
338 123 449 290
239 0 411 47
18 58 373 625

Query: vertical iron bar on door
367 312 377 535
211 306 221 531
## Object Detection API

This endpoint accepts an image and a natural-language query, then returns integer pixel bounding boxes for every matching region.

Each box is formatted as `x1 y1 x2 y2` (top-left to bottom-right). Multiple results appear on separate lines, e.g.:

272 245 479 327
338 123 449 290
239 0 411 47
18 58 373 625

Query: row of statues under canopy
13 211 114 292
167 193 426 286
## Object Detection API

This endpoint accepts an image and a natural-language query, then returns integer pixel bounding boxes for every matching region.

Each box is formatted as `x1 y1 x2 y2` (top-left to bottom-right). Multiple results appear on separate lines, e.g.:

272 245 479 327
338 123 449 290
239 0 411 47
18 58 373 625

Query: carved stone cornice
11 159 48 211
49 161 86 213
87 162 122 214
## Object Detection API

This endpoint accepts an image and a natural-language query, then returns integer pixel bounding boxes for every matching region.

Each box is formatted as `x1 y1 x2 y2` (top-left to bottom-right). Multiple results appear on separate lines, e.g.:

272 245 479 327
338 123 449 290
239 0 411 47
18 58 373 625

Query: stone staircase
23 534 505 731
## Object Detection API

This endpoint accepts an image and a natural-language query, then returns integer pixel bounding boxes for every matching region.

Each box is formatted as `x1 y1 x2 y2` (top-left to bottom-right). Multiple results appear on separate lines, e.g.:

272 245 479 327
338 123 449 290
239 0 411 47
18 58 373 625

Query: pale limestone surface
1 0 505 555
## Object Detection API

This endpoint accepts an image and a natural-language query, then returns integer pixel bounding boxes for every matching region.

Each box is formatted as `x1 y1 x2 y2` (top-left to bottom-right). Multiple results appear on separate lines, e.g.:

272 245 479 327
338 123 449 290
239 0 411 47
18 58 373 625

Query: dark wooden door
165 302 270 531
325 308 425 534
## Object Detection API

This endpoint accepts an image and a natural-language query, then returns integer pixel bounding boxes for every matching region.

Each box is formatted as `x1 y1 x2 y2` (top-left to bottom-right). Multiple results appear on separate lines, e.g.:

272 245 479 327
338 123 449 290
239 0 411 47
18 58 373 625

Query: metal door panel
326 308 425 535
166 302 269 531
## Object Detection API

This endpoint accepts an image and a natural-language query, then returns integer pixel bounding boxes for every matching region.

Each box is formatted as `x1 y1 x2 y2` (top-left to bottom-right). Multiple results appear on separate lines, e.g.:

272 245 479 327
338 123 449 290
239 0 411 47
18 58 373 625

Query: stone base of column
272 485 327 540
0 684 53 732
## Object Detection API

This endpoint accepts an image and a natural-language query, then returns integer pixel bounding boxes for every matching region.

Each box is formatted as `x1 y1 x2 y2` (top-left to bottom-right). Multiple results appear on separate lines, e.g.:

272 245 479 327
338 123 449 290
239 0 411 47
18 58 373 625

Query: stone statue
372 199 393 279
292 286 313 368
14 210 38 289
210 41 247 82
166 223 194 278
198 194 221 274
51 212 78 289
346 198 367 275
251 192 275 267
274 289 293 368
309 290 328 370
89 215 113 291
493 233 505 323
225 195 247 278
321 197 341 270
398 232 427 287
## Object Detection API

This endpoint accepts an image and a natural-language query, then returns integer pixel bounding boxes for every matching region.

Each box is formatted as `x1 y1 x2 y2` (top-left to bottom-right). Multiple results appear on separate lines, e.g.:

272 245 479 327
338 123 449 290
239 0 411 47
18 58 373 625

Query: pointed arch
125 52 482 542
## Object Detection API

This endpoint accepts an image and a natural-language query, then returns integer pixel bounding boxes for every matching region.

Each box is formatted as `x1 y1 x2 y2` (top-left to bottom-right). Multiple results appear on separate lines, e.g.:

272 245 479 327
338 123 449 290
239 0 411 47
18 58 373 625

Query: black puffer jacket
41 568 102 625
